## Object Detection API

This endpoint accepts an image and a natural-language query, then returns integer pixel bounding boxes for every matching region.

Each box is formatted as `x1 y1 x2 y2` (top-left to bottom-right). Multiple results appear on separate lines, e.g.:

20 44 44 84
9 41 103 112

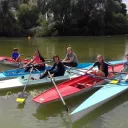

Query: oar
47 71 71 122
64 65 88 72
16 66 34 103
33 67 41 77
66 70 121 83
45 58 63 61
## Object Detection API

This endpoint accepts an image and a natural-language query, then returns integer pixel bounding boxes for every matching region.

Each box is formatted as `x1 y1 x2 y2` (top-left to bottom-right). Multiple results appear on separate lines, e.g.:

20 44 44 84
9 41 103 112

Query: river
0 35 128 128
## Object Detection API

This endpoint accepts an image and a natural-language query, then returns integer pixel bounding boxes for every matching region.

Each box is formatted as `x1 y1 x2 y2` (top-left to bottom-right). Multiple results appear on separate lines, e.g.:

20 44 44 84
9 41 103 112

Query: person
24 49 45 72
31 55 65 80
121 53 128 72
86 55 114 77
62 46 78 67
121 54 128 81
12 48 21 62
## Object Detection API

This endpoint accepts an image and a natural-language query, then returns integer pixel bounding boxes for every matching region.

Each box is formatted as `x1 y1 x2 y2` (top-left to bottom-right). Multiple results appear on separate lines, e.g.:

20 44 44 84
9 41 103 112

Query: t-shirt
33 56 45 66
93 61 111 77
12 52 20 60
49 62 65 75
122 61 128 72
66 52 78 64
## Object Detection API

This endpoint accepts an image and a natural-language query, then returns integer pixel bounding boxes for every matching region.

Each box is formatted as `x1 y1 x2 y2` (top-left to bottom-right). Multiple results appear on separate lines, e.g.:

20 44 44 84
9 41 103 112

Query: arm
63 56 74 63
34 60 45 66
24 58 34 67
18 53 20 57
85 66 94 73
85 62 98 73
47 63 56 71
62 54 68 62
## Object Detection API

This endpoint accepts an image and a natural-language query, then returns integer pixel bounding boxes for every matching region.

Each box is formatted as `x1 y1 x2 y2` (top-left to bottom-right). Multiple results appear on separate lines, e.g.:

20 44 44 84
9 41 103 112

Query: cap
13 48 18 51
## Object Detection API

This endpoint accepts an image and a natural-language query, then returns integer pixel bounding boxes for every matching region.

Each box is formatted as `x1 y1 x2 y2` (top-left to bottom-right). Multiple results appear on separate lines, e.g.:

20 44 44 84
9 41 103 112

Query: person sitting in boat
31 55 65 80
121 54 128 72
62 45 78 67
24 49 45 72
12 48 21 62
86 55 114 77
121 54 128 81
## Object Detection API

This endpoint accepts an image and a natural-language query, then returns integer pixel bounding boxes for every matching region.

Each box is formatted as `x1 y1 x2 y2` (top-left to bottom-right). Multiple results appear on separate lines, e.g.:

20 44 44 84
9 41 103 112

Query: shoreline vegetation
0 0 128 37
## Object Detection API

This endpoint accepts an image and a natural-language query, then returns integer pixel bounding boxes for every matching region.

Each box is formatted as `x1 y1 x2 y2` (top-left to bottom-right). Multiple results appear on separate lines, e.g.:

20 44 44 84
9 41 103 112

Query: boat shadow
72 90 128 128
32 89 98 122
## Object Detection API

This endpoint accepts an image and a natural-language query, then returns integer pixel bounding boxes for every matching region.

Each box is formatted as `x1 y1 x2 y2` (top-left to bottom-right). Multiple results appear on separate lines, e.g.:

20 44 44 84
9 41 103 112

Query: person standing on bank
62 46 78 67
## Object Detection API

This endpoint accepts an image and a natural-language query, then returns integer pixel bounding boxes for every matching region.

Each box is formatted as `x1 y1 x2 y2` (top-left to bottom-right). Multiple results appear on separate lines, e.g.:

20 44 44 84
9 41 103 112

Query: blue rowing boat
0 60 125 80
71 73 128 123
0 63 92 80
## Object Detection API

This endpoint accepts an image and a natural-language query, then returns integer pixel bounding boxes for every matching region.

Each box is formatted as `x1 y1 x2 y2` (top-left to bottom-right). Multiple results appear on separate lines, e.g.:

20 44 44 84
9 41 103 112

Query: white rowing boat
71 73 128 123
0 71 80 90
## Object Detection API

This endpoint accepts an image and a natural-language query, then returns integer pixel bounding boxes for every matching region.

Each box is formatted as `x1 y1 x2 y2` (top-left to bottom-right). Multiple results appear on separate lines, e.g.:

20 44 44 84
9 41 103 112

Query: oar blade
109 79 119 84
16 92 27 103
16 98 25 103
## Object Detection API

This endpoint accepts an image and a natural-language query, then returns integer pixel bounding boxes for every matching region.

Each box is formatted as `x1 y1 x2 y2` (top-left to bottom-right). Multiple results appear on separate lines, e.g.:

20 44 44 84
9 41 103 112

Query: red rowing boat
32 63 123 104
0 56 30 67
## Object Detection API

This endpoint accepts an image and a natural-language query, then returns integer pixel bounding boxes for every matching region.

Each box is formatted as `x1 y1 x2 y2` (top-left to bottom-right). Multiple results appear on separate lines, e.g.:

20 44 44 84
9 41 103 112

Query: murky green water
0 35 128 128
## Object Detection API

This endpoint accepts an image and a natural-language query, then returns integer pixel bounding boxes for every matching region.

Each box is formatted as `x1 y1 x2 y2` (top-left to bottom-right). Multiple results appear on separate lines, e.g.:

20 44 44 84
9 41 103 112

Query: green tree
18 4 39 29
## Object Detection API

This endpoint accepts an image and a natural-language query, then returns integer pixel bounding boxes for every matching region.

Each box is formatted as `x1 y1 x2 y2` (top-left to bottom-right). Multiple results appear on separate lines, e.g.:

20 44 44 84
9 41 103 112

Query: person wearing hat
62 46 78 67
12 48 21 62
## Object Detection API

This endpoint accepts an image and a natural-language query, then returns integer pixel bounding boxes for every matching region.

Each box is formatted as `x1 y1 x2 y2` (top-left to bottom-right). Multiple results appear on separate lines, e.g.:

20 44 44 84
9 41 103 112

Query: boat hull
0 72 78 90
0 56 30 67
32 63 123 104
71 78 128 123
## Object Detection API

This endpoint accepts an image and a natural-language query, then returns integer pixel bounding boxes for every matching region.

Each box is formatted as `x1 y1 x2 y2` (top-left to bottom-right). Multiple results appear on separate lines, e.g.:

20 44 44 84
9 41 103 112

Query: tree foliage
18 4 39 29
0 0 128 36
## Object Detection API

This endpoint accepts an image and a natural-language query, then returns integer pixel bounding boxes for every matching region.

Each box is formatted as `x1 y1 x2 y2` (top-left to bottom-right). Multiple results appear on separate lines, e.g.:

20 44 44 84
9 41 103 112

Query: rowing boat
0 71 79 90
0 56 30 67
70 73 128 123
32 63 123 104
0 61 123 90
0 66 51 80
0 63 92 80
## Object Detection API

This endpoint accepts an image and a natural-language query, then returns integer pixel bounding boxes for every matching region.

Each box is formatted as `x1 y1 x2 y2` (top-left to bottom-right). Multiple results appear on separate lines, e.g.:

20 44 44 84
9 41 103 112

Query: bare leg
93 70 105 77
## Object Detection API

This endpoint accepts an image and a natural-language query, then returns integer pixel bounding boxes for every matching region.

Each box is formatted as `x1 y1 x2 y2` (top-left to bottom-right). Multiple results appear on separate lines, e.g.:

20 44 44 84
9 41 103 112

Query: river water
0 35 128 128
